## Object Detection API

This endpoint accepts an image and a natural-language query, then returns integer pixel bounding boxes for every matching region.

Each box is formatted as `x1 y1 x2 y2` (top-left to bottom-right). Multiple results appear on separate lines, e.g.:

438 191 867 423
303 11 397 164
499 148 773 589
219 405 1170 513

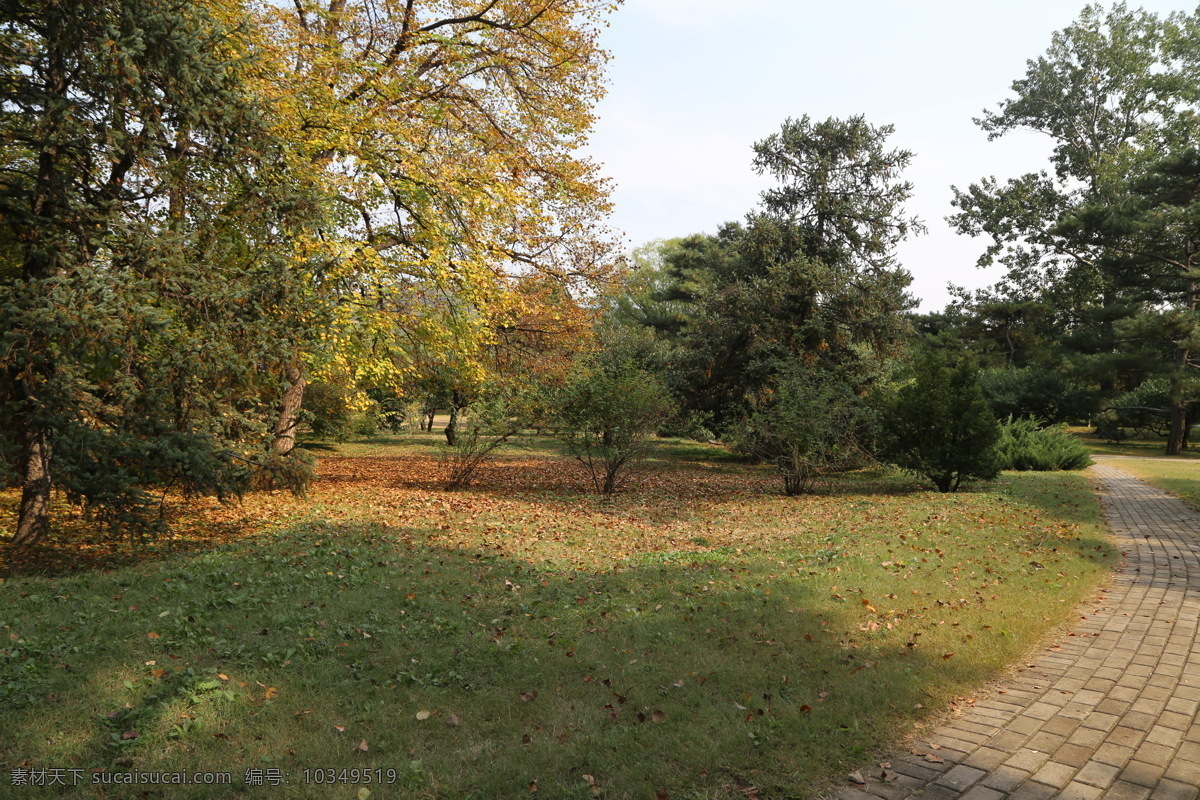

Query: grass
1068 427 1200 459
0 434 1116 799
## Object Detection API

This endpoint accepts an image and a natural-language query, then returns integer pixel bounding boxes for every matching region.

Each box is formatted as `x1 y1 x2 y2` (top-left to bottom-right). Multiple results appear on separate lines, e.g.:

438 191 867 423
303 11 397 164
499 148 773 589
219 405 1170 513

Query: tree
254 0 621 448
732 367 874 495
648 117 918 431
886 353 1002 493
0 0 320 544
554 325 672 494
949 2 1200 453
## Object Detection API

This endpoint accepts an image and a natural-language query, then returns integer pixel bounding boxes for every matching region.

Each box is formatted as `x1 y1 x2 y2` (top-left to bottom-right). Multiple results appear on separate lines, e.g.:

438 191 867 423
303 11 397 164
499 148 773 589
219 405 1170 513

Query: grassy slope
0 437 1115 799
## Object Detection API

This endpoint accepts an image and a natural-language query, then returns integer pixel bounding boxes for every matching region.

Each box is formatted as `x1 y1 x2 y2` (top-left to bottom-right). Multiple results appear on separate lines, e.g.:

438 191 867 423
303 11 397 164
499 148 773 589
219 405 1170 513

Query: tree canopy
1 0 621 544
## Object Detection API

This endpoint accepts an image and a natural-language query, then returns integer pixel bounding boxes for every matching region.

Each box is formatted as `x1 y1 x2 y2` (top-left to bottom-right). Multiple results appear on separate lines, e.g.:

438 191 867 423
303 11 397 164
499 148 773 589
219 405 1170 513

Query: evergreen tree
887 353 1002 493
0 0 320 544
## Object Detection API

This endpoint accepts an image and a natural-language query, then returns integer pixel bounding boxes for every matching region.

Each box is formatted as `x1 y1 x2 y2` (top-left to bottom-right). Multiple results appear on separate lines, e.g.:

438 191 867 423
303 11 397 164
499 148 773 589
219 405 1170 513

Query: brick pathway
830 463 1200 800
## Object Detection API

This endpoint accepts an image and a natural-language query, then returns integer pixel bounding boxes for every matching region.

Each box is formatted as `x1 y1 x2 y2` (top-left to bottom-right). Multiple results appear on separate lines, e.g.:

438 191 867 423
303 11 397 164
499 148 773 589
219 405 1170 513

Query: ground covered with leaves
0 438 1116 799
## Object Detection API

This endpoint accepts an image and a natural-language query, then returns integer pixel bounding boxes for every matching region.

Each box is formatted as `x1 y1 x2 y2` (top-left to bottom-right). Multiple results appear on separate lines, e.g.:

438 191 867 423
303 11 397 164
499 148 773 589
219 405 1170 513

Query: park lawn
1068 427 1200 459
0 438 1116 799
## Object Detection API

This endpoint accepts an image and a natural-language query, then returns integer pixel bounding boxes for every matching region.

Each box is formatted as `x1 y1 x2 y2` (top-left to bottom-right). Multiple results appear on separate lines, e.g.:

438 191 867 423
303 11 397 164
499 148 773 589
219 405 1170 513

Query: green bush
555 358 673 495
995 417 1092 471
731 369 875 495
302 381 355 440
885 352 1001 493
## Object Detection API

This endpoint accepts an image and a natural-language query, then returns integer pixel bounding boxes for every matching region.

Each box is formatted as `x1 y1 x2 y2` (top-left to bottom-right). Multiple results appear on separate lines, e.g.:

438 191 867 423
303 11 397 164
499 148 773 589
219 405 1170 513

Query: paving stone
1058 782 1105 800
979 765 1032 792
1052 742 1092 768
1007 781 1057 800
1004 748 1051 773
1118 759 1165 788
1151 779 1200 800
1029 760 1077 789
961 747 1008 771
957 787 1005 800
933 765 985 792
1074 759 1121 788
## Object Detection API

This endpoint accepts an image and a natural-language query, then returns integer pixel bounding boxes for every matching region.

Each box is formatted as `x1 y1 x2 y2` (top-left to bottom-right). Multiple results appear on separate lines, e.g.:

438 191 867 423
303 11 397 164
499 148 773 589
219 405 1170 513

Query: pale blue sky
586 0 1195 310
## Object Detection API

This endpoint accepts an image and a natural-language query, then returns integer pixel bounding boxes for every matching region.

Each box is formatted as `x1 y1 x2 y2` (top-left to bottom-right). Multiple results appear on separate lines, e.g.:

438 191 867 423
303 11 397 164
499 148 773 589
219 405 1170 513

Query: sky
584 0 1196 311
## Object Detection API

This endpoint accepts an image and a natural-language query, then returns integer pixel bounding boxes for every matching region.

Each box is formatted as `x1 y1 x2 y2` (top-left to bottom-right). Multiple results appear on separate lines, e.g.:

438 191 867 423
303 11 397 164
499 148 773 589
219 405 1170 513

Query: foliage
554 328 673 494
440 392 522 491
994 417 1093 471
731 369 875 495
886 353 1002 492
0 0 322 544
949 2 1200 454
302 382 357 441
258 0 621 413
1097 377 1200 444
630 117 917 432
978 365 1091 424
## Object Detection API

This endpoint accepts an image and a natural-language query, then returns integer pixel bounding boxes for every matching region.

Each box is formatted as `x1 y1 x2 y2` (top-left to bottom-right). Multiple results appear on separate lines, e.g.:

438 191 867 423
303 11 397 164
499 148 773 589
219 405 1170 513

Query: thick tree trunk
272 365 306 454
1167 400 1188 456
13 430 52 547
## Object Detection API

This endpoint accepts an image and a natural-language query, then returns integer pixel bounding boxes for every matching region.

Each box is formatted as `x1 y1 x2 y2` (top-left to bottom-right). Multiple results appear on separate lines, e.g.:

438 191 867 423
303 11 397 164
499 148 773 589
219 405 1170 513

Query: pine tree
887 353 1002 493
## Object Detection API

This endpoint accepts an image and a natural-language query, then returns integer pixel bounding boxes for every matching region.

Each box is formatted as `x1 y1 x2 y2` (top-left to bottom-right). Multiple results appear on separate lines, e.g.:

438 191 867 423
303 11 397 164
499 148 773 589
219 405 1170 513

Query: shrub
302 381 355 440
555 364 672 494
732 370 874 495
886 352 1001 492
441 395 520 491
995 416 1092 471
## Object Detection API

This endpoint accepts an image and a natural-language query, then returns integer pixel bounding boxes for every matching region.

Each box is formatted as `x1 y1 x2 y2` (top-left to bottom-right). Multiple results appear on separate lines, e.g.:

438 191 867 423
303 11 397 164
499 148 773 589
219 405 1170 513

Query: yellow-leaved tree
251 0 622 450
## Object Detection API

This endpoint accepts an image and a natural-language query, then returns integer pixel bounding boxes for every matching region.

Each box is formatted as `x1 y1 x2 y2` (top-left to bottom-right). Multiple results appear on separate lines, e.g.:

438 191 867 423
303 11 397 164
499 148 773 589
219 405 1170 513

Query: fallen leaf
655 791 669 800
357 789 371 800
333 725 345 733
520 691 538 702
147 632 159 640
848 770 866 785
446 712 460 727
925 754 944 764
263 686 278 700
356 739 369 752
652 709 665 723
120 731 139 740
529 779 538 793
416 710 432 721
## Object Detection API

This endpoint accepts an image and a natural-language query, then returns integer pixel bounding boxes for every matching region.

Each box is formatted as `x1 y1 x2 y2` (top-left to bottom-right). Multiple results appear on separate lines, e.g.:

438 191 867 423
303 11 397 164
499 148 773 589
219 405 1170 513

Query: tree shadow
0 519 1072 799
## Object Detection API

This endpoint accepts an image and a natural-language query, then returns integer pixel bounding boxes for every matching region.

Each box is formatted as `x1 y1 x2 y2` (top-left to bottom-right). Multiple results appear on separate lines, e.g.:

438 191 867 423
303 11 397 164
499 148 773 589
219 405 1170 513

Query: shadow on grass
0 514 1104 800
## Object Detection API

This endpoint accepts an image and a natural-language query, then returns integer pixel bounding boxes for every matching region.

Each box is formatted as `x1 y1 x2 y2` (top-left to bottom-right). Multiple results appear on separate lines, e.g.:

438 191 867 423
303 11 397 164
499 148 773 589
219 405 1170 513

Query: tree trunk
1167 399 1188 456
13 430 52 547
272 365 306 454
444 401 459 446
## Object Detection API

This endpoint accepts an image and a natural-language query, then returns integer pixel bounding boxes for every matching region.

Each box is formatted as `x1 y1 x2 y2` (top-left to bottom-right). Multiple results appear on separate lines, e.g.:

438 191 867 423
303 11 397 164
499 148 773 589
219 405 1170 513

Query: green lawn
1 437 1116 799
1069 427 1200 459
